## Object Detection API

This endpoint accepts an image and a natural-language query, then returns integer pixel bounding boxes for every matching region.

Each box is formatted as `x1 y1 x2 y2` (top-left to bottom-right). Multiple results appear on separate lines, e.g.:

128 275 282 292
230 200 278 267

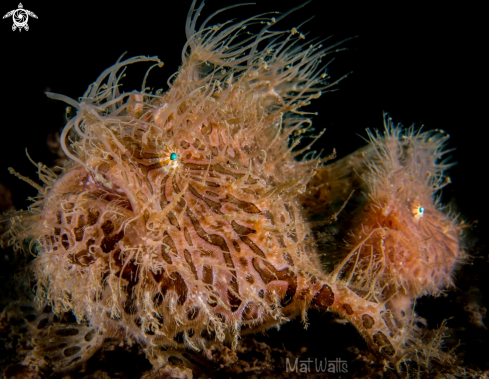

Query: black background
1 1 485 227
1 0 487 368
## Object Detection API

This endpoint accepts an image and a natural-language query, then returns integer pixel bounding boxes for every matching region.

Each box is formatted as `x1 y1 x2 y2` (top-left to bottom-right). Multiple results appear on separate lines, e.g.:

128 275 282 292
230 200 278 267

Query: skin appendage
0 1 463 375
304 116 465 369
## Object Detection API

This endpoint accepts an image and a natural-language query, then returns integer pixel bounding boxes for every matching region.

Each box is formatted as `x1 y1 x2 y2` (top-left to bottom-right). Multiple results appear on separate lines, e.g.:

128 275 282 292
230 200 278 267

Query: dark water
1 1 487 377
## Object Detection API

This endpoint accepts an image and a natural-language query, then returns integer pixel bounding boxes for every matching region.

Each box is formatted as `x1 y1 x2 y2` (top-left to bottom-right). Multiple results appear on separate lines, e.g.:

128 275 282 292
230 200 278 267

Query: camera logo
3 3 38 32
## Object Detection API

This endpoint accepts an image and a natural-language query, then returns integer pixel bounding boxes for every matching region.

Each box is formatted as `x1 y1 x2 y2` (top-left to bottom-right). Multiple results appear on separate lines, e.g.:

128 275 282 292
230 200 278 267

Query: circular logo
12 8 28 28
3 3 38 32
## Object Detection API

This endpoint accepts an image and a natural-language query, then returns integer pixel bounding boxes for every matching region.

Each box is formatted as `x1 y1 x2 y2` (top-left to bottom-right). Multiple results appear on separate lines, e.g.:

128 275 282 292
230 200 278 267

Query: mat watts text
286 358 348 373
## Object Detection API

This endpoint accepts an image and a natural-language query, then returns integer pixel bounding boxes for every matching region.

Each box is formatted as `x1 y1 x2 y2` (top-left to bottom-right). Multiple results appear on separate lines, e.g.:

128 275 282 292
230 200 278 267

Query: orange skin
0 2 463 373
308 123 463 325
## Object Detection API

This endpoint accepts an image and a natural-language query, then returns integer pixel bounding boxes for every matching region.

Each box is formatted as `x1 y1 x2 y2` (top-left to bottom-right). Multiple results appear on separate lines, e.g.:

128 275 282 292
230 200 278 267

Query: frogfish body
1 0 463 373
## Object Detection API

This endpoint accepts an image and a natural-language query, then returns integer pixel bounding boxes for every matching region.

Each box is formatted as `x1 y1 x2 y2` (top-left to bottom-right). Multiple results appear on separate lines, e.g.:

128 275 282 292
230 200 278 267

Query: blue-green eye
418 206 425 214
170 153 178 161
